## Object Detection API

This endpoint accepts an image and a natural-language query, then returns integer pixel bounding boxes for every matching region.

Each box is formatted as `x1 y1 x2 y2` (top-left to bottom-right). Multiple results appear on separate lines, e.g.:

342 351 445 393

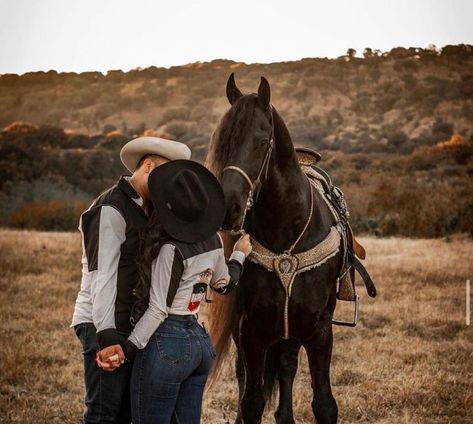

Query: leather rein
222 106 314 256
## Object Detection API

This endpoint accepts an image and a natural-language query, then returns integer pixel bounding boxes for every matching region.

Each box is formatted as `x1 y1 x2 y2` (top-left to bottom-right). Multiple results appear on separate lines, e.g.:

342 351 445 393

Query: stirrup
332 295 359 327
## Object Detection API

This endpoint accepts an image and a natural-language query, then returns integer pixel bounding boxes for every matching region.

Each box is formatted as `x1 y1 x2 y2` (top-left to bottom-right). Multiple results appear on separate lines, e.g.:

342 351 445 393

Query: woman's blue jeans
130 315 216 424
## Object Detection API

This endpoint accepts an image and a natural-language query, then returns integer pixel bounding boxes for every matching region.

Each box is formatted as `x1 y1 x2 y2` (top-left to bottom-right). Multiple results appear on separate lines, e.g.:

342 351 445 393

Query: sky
0 0 471 74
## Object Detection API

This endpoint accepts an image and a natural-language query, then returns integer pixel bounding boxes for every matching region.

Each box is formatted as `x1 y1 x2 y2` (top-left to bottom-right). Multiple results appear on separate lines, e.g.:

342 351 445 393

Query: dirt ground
0 230 471 423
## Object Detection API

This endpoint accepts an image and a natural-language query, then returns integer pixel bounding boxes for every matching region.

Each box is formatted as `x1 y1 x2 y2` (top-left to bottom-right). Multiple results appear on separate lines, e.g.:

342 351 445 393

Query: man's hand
96 344 125 372
234 233 252 257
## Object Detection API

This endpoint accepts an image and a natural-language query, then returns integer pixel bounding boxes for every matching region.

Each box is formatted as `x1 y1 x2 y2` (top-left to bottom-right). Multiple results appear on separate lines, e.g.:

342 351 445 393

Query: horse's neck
251 113 325 253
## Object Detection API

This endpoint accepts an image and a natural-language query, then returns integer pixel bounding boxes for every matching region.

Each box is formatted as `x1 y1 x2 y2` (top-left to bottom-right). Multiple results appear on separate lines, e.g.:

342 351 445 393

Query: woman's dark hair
131 210 170 326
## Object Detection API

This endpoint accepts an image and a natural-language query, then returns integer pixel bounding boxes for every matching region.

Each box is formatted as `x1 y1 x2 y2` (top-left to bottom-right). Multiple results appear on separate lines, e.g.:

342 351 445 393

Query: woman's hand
234 233 252 257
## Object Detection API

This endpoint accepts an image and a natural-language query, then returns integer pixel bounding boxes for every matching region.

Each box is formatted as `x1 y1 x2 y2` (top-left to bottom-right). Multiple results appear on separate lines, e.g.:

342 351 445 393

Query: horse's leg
234 350 245 424
274 339 300 424
239 321 270 424
303 311 338 424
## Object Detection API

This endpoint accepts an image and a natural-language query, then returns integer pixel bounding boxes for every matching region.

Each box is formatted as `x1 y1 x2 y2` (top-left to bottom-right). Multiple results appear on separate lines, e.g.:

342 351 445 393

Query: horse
205 73 345 424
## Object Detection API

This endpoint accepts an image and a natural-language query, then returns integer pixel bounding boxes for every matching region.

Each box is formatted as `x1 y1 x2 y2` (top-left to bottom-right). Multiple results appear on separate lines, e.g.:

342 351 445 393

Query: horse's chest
240 263 286 307
242 225 342 338
240 256 339 339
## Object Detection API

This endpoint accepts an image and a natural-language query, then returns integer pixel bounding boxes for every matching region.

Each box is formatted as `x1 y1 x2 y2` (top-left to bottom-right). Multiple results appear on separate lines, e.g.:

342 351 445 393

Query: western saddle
295 147 377 326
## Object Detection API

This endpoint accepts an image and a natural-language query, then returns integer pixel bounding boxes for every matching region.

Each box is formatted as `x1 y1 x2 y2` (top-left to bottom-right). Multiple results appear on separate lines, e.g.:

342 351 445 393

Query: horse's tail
206 230 240 389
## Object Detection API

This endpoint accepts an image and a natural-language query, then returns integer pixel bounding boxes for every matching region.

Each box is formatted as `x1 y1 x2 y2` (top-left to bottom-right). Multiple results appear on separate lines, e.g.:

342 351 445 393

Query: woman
103 159 251 424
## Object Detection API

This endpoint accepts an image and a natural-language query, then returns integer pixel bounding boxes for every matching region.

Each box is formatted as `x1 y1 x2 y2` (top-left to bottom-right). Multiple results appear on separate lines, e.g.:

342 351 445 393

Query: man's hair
134 154 163 171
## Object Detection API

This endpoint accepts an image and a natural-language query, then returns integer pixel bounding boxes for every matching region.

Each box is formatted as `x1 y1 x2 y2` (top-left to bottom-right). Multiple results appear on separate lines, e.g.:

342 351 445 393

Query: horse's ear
257 76 271 110
226 73 243 105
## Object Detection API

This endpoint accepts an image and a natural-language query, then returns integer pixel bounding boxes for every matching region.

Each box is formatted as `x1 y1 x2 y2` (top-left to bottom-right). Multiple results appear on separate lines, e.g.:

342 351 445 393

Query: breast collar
247 177 344 339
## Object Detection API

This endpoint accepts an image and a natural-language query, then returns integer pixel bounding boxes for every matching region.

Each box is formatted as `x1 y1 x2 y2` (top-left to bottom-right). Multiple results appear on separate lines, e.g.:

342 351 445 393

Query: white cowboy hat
120 136 191 172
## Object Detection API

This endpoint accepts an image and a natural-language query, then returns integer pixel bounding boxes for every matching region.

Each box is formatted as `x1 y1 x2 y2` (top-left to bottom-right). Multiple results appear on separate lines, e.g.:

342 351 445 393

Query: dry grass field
0 229 472 423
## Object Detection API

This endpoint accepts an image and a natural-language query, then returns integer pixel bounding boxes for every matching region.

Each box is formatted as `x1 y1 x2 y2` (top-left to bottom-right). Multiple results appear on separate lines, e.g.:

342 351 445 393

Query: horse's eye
260 138 269 145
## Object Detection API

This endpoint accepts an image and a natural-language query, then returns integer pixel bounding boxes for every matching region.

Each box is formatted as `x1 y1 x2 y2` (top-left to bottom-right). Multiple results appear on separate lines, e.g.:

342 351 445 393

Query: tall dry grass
0 230 472 423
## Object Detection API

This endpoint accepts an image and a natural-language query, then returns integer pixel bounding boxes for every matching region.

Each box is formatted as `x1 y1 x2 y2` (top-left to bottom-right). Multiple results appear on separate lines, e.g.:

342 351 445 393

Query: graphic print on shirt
187 269 212 312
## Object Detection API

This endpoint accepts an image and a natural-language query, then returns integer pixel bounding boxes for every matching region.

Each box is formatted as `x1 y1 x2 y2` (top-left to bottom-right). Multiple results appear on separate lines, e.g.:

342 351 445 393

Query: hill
0 45 472 237
1 45 472 154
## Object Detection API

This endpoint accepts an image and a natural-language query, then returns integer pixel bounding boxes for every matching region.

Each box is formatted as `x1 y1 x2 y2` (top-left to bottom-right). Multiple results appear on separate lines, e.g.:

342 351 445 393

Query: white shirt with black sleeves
126 233 245 353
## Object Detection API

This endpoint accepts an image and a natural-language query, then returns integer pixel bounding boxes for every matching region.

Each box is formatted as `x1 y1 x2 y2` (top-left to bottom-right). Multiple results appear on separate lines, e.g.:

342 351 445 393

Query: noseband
222 106 275 234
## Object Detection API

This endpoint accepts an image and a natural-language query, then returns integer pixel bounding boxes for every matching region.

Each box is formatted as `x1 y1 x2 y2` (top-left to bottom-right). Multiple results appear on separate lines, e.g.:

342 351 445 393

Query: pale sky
0 0 471 74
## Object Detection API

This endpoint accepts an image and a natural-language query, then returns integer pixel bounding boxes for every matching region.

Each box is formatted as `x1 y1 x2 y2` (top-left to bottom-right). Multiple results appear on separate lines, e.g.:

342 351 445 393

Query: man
71 136 191 424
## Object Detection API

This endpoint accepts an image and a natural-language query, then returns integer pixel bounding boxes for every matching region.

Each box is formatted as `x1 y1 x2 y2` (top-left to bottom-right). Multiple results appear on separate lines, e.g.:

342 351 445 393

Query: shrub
36 125 67 148
10 199 88 231
387 131 408 149
432 119 454 142
128 122 146 136
409 146 441 170
162 107 190 123
67 133 93 149
162 121 188 139
436 134 473 165
191 104 211 121
0 177 92 225
102 124 117 134
354 175 473 237
2 121 38 134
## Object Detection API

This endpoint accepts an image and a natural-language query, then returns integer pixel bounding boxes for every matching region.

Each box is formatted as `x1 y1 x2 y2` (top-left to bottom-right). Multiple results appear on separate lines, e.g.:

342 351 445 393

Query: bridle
221 104 315 257
222 106 275 235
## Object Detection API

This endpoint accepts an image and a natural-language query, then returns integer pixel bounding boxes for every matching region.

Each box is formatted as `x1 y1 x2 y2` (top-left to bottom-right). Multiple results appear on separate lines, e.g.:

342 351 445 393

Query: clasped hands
96 344 126 372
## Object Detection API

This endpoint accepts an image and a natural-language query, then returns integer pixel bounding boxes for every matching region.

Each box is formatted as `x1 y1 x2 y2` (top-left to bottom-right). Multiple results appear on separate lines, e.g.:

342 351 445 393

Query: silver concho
278 258 293 274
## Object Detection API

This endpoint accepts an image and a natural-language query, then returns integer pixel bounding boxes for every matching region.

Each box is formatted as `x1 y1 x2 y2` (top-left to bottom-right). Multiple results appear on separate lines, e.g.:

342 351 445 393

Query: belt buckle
332 295 359 327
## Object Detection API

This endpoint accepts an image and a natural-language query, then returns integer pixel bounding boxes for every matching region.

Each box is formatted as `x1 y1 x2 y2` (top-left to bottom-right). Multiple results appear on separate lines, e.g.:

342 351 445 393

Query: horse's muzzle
222 192 244 231
222 201 242 230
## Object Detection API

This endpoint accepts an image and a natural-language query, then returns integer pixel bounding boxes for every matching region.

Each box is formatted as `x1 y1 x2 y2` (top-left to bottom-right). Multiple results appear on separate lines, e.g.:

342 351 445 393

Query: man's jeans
74 323 132 424
131 316 216 424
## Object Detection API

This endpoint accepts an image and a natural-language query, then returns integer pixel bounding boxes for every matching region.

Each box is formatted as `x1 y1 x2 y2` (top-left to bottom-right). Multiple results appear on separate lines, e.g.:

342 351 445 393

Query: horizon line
1 42 469 77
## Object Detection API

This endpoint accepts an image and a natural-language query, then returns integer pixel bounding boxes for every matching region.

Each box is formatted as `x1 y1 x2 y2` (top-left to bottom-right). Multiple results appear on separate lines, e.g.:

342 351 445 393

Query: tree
387 131 408 150
347 48 357 60
432 119 454 142
102 124 117 135
36 125 67 148
426 44 440 55
363 48 374 59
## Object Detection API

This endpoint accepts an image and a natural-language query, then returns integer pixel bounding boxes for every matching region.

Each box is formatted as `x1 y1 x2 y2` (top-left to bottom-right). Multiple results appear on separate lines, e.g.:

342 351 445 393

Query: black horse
206 74 344 424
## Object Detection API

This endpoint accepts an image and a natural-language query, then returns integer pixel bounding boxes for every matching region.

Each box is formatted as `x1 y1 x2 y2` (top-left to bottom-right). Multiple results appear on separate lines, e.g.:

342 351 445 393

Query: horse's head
210 73 275 232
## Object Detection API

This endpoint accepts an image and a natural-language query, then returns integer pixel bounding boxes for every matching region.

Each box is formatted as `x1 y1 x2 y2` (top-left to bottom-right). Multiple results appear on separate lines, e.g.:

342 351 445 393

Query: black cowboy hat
148 160 225 243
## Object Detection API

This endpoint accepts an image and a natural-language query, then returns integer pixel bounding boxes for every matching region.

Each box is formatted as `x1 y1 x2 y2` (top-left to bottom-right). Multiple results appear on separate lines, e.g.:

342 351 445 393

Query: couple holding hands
71 136 252 424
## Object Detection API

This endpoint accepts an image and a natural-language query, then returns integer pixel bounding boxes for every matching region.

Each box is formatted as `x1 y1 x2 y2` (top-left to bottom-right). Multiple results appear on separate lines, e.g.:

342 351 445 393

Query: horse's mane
204 96 261 388
205 95 299 389
205 94 258 179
